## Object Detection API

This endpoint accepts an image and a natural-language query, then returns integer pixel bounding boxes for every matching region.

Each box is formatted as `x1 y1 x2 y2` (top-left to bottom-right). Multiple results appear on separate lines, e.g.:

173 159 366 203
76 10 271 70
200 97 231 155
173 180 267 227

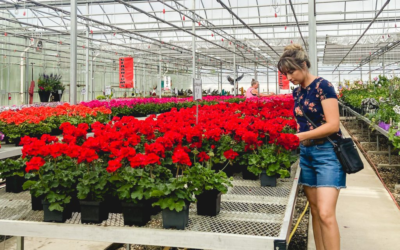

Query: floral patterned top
293 77 342 140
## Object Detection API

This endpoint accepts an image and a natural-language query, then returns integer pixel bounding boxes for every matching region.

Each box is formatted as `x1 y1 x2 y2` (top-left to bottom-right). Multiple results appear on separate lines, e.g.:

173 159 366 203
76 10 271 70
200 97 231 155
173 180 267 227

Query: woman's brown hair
277 44 311 75
251 79 258 86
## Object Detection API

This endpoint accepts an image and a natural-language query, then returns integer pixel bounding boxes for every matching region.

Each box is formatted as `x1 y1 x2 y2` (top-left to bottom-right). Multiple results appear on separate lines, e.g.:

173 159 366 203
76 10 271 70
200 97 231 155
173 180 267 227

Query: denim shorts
299 141 346 189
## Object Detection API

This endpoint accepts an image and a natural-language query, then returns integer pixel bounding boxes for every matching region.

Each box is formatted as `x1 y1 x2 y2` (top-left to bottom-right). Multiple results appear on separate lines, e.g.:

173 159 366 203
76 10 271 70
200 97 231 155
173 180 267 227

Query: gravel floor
343 122 400 208
288 187 309 250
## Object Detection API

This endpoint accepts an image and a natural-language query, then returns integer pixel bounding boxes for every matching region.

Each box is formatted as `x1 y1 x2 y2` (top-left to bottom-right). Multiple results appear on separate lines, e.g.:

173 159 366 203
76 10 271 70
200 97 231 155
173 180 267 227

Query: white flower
393 105 400 115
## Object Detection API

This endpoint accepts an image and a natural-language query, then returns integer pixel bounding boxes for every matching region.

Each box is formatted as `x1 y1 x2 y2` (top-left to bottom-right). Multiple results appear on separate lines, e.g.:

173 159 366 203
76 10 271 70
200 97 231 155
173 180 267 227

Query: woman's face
286 68 306 85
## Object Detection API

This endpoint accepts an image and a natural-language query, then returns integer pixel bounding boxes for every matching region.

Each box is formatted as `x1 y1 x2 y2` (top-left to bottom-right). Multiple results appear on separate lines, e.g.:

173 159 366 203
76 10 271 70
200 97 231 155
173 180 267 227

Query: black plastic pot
31 194 44 211
42 200 72 223
51 91 63 102
196 189 221 216
260 171 277 187
148 198 162 216
121 201 151 226
242 167 258 180
79 200 108 224
38 91 51 102
105 194 122 214
162 204 189 230
50 128 63 136
70 195 81 213
5 176 25 193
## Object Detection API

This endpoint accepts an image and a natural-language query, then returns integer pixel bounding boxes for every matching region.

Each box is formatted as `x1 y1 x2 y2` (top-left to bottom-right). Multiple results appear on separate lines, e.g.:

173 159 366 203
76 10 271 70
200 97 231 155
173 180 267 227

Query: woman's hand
295 133 305 142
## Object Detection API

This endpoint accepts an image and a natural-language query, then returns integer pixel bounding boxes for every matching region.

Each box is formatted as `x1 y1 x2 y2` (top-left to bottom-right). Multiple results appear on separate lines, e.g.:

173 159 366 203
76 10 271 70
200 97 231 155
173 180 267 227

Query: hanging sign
81 88 86 95
119 57 134 88
164 76 171 90
278 71 290 90
193 78 202 100
105 86 111 96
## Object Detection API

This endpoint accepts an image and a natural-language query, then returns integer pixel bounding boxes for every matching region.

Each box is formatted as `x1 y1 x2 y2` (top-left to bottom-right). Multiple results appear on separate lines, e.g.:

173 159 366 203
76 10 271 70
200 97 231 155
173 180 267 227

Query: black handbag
297 99 364 174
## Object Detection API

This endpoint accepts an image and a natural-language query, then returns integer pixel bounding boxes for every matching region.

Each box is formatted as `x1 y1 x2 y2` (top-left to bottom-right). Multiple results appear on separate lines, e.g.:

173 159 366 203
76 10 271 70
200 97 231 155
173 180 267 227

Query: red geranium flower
172 148 192 166
144 153 161 166
223 149 239 160
130 153 146 168
106 159 122 173
77 148 98 164
197 151 210 162
144 142 165 158
41 134 59 144
25 157 45 172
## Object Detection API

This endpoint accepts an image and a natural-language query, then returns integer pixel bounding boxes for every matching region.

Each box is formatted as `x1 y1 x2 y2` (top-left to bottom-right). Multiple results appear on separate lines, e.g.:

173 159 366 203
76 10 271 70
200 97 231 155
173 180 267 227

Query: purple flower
396 131 400 136
0 132 4 141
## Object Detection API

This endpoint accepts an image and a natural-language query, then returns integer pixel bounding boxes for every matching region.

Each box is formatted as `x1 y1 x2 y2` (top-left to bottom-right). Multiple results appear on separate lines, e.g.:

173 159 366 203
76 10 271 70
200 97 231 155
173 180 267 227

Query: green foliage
96 95 106 100
0 121 51 143
0 158 25 179
188 163 232 196
23 158 80 212
247 144 296 177
111 166 173 205
76 164 110 202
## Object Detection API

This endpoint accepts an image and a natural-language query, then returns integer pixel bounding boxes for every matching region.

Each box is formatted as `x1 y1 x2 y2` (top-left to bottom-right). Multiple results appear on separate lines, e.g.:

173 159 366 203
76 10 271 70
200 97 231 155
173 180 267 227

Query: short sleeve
317 80 337 101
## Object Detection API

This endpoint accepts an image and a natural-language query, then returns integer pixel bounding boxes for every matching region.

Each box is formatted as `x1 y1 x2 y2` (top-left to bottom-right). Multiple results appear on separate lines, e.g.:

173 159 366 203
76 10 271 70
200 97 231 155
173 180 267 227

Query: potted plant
23 157 80 222
37 74 53 102
247 144 296 187
189 163 232 216
109 153 172 226
76 162 110 224
0 158 25 193
151 148 195 230
50 74 64 102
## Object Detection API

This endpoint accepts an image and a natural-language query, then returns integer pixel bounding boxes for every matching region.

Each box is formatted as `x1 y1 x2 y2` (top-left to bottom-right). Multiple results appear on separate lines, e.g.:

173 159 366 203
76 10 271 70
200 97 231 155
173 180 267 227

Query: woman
245 79 274 98
278 44 345 250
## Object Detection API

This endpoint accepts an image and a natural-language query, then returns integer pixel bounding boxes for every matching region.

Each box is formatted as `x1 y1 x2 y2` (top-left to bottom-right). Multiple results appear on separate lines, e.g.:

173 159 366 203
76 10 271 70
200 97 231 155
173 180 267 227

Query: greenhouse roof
0 0 399 73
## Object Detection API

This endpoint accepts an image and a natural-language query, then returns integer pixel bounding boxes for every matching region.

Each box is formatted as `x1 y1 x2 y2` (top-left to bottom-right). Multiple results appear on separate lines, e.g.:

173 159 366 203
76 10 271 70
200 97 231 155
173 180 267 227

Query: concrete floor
0 237 112 250
308 124 400 250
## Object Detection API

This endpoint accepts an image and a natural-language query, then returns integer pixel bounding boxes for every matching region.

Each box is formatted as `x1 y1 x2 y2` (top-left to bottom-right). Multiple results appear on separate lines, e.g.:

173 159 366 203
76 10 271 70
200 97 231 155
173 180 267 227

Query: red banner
119 57 134 88
278 71 290 90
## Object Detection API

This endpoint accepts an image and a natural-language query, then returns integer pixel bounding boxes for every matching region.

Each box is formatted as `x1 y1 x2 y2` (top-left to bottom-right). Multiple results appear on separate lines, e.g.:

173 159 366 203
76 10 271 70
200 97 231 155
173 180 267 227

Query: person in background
245 79 274 98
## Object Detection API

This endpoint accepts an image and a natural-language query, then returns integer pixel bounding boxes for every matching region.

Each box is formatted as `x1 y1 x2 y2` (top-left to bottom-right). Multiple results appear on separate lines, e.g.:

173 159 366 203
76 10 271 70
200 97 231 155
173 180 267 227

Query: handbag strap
296 97 338 147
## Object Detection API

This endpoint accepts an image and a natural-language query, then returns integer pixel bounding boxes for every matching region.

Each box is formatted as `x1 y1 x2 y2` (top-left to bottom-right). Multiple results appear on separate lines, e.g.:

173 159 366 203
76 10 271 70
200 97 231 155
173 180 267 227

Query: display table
0 161 300 250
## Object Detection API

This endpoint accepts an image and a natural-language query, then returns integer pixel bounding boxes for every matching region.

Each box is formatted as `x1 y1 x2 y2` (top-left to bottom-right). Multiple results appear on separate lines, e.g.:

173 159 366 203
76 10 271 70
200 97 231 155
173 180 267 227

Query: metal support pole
254 63 257 80
369 61 372 84
382 53 385 77
159 46 162 98
308 0 318 76
360 67 362 81
91 51 94 100
16 236 24 250
70 0 78 104
376 135 379 151
85 3 89 101
144 64 146 97
267 66 269 93
275 70 278 94
220 62 222 94
192 0 198 124
7 35 10 106
233 29 237 96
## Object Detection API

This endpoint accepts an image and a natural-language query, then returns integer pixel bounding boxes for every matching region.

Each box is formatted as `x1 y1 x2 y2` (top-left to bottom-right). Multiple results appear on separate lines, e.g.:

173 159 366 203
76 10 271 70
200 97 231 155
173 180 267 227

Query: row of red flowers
20 94 299 213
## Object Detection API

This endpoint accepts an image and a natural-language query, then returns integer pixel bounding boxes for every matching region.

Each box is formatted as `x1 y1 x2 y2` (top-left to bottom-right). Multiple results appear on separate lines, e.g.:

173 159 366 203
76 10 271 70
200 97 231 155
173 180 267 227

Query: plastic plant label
105 86 111 96
193 78 202 101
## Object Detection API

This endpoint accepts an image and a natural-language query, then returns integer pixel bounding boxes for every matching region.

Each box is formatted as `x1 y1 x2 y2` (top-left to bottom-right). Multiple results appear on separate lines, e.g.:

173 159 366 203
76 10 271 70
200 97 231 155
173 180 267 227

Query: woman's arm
295 98 340 141
251 89 259 96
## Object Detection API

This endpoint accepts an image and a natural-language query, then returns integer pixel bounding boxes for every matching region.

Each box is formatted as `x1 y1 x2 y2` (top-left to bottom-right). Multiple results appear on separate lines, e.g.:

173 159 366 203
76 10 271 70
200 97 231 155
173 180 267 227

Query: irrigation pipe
288 201 309 244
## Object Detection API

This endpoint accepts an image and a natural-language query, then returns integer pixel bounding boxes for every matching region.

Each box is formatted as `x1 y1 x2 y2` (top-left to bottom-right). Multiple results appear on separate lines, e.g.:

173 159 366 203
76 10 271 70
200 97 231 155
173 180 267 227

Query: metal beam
332 0 391 73
216 0 280 58
70 0 77 104
289 0 308 51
